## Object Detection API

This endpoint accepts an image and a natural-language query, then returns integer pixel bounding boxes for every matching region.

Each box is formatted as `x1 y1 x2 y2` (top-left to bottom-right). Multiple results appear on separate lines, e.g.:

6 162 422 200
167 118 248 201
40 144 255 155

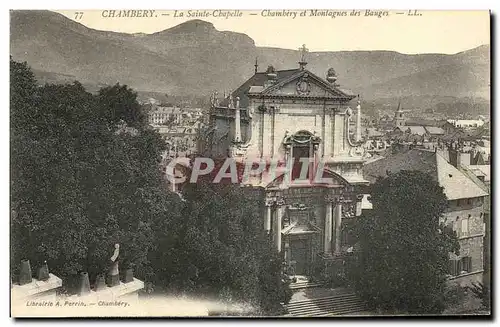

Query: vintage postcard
10 9 490 317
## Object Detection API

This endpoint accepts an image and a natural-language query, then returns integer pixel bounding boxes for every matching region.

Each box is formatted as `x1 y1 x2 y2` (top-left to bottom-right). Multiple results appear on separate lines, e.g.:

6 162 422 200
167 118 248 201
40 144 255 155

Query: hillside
10 10 490 103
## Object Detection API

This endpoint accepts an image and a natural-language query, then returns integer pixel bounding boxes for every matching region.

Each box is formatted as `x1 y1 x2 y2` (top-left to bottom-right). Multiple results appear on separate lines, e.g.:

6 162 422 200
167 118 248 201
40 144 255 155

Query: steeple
298 44 308 70
394 100 406 128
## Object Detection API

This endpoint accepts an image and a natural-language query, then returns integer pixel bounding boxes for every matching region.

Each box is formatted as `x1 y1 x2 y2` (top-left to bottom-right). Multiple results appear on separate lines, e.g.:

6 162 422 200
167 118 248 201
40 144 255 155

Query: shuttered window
461 218 469 237
461 256 472 273
449 257 472 276
449 260 457 276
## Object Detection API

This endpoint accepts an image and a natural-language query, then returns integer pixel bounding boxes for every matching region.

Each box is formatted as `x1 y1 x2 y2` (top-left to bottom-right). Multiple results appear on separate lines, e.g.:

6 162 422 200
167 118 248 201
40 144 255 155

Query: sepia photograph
9 8 491 318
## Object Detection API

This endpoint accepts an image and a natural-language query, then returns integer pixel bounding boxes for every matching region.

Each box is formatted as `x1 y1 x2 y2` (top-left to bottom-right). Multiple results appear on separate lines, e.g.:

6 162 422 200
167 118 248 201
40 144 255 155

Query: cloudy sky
54 9 489 54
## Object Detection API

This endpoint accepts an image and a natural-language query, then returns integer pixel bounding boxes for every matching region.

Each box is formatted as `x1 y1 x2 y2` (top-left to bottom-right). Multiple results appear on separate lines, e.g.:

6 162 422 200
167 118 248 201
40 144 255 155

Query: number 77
74 12 84 20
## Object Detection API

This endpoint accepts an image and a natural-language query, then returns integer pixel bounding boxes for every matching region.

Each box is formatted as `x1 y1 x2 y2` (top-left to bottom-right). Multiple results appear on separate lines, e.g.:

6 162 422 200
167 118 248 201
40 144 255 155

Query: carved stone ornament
276 197 286 206
324 193 336 203
229 143 248 157
342 202 356 218
349 146 365 157
265 197 275 207
296 76 311 95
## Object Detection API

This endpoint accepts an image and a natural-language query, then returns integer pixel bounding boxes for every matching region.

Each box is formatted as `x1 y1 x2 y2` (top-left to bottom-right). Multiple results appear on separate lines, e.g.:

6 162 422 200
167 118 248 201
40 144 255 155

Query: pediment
262 70 355 100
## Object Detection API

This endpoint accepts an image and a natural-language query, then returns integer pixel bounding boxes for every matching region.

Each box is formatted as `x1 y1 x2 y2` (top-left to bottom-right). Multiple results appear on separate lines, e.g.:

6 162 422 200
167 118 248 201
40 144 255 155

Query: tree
348 170 459 314
148 176 288 315
10 59 286 314
10 59 178 287
467 282 490 311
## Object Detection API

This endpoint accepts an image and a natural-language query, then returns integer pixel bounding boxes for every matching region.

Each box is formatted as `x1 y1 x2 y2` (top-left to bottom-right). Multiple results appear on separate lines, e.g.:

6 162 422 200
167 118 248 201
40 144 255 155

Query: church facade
203 48 369 277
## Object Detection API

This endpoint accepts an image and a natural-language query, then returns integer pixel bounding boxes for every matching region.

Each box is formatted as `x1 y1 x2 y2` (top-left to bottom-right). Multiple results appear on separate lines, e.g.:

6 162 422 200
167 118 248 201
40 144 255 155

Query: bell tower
394 101 406 128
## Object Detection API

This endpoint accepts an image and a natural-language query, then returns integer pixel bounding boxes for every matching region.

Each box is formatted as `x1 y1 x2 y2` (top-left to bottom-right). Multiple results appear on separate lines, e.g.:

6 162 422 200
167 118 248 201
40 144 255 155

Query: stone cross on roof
298 44 308 69
299 44 308 62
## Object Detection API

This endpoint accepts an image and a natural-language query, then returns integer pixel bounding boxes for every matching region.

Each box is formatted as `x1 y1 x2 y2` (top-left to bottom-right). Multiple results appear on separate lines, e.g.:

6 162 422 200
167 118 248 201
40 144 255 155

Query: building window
461 217 469 237
461 256 472 273
449 257 472 276
449 259 460 276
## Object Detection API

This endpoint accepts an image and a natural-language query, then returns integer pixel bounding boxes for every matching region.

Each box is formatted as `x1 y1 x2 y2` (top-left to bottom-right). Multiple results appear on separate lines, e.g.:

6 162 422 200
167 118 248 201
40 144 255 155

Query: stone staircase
284 292 367 317
289 280 323 290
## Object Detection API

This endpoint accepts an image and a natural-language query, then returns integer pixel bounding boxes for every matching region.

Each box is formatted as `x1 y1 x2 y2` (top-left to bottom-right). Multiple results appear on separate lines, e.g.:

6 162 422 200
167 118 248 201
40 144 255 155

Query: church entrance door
290 238 309 276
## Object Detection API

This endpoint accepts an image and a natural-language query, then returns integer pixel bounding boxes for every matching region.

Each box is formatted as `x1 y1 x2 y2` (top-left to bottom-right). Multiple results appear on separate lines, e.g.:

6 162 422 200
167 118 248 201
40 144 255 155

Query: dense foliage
348 170 460 314
148 178 289 314
10 58 173 283
10 59 286 314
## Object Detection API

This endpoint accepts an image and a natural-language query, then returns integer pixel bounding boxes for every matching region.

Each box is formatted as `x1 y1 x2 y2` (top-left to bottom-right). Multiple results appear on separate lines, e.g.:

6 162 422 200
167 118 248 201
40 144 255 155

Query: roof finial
299 44 308 70
254 57 258 74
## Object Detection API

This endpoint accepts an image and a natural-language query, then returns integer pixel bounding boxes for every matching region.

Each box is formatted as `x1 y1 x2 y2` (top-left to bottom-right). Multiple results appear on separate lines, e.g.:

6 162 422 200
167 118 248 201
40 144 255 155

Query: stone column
171 166 176 192
324 199 333 254
234 97 241 142
356 97 362 142
334 199 343 255
355 194 364 217
275 197 285 252
284 144 292 187
284 241 291 266
264 201 272 234
308 141 314 183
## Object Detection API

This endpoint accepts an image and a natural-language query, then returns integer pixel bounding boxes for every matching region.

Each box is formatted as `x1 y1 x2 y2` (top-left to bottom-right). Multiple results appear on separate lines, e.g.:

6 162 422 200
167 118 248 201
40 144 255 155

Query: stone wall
443 197 486 284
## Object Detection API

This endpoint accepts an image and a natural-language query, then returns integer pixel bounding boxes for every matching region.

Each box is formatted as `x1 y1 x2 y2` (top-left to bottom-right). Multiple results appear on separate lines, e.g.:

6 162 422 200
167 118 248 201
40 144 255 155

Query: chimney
77 272 91 296
95 274 107 291
121 265 134 284
19 259 33 285
37 260 50 281
449 147 461 168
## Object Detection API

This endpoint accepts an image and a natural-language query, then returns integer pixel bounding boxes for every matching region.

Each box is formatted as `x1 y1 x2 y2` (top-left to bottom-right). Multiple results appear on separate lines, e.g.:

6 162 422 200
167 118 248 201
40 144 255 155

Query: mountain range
10 10 490 106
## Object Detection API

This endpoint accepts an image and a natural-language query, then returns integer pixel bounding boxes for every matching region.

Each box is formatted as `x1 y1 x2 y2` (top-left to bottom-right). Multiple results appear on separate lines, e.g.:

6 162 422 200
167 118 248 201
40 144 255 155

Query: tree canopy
10 58 177 283
348 170 459 314
10 59 286 314
148 179 289 314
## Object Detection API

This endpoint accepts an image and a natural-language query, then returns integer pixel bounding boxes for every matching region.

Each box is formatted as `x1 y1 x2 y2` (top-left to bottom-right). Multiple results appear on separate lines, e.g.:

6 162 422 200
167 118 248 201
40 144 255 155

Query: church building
203 46 369 277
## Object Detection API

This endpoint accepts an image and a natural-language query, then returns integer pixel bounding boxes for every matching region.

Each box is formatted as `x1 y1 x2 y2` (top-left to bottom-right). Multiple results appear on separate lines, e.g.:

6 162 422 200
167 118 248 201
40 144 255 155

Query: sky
54 9 490 54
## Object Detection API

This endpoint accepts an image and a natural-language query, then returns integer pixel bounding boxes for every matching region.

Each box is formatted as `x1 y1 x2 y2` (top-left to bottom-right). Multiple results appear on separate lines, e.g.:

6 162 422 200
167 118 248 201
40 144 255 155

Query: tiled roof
425 126 445 135
435 154 488 200
466 165 490 182
406 126 427 136
229 69 299 108
226 68 355 108
363 148 438 184
363 148 488 200
406 118 445 127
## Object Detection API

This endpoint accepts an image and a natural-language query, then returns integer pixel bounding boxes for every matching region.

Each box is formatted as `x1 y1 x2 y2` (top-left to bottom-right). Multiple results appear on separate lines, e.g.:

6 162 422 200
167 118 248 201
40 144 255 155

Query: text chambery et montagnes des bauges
100 9 391 19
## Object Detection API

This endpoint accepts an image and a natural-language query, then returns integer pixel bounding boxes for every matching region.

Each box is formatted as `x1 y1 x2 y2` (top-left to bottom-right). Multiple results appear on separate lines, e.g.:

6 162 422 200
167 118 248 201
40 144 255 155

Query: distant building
447 119 485 128
391 103 446 140
364 148 489 287
147 106 183 125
